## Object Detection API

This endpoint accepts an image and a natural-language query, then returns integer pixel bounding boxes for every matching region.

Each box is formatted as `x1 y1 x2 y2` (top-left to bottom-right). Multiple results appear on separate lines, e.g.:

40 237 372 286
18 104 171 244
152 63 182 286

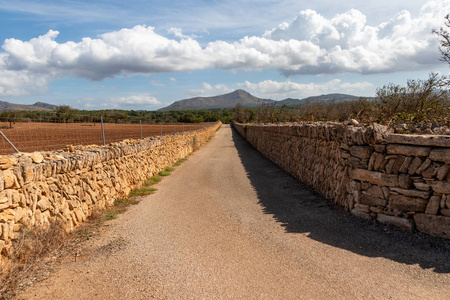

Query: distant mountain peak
158 90 367 111
158 89 274 111
0 100 58 111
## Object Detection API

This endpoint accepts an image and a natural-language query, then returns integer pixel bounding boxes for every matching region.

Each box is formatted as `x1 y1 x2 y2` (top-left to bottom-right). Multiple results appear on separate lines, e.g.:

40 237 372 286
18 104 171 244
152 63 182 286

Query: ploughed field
0 122 209 155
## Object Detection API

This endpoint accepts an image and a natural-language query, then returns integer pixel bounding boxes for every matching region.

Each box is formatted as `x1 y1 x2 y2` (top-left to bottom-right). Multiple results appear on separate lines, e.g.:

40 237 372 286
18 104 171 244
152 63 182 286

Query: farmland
0 122 210 155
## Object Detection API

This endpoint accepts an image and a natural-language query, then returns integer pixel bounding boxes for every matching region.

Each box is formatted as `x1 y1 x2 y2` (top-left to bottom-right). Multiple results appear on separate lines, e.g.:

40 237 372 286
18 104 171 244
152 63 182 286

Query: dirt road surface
18 124 450 299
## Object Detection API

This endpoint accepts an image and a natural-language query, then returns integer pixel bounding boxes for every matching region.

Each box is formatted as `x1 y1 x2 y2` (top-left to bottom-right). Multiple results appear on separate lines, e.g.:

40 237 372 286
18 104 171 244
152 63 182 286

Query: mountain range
158 89 363 111
0 90 365 112
0 101 58 111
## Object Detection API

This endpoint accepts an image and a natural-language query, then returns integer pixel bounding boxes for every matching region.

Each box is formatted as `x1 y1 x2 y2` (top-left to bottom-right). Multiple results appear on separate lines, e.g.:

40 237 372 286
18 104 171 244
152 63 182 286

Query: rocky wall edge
0 122 221 265
232 122 450 239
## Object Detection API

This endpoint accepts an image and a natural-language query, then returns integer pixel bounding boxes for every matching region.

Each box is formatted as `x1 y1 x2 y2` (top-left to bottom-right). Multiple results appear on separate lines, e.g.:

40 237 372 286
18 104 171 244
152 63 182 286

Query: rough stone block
386 144 431 157
386 134 450 147
431 181 450 194
414 214 450 239
390 187 430 199
354 203 370 213
413 182 430 191
351 169 399 187
398 174 412 189
353 190 362 203
373 123 392 143
391 157 405 174
422 163 440 179
351 208 373 220
429 148 450 164
368 152 378 171
373 144 386 153
436 164 449 181
350 146 373 159
377 214 414 230
425 196 441 215
399 156 413 173
415 159 431 175
385 159 396 174
373 154 385 171
361 194 387 206
388 194 427 212
366 185 384 198
440 195 447 209
441 208 450 217
408 157 423 175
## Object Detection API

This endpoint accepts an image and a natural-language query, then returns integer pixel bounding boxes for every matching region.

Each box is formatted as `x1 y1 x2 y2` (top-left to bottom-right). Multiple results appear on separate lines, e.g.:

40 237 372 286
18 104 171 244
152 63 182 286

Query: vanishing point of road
19 125 450 299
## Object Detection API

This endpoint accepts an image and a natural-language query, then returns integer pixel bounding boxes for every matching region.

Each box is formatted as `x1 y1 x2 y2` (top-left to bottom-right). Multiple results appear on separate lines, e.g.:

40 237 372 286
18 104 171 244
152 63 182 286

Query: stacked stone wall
233 122 450 239
0 122 221 265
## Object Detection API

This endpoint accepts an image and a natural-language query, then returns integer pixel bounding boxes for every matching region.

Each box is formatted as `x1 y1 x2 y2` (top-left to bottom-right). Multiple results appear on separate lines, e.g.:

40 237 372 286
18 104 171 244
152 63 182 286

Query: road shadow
231 127 450 274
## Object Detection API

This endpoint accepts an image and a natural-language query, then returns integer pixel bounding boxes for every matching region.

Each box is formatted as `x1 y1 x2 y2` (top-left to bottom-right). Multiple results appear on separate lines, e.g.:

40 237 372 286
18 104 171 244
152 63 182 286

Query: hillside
277 93 361 107
0 101 58 111
159 90 366 111
159 90 274 111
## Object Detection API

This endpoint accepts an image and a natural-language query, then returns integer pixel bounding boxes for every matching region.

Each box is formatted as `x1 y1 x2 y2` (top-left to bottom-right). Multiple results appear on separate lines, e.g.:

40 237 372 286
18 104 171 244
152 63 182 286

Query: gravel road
18 124 450 299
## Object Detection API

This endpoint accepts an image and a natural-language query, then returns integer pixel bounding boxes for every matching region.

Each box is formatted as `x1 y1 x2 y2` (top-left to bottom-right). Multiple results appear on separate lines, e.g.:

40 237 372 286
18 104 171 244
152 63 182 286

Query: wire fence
0 118 213 155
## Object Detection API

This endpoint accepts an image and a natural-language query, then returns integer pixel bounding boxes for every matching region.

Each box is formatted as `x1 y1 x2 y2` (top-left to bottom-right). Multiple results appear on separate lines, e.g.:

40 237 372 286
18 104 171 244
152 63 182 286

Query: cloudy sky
0 0 449 110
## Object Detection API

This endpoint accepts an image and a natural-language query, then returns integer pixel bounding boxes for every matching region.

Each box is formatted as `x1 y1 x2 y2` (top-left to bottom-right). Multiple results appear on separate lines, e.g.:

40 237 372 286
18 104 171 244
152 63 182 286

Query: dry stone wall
0 122 221 265
233 122 450 239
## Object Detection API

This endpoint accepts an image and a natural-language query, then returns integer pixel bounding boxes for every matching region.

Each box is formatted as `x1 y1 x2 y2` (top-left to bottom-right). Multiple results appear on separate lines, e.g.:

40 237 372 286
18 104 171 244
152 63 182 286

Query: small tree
433 14 450 66
56 105 75 123
376 73 449 126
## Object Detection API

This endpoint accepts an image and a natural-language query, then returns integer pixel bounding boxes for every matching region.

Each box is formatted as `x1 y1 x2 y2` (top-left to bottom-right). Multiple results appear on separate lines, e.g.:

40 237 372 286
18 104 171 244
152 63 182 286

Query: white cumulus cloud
189 79 373 99
0 1 448 97
78 93 160 109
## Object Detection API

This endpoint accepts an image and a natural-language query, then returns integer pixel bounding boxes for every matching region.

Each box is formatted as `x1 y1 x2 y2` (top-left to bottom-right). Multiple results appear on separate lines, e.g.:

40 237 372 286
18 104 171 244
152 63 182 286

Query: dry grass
0 221 68 299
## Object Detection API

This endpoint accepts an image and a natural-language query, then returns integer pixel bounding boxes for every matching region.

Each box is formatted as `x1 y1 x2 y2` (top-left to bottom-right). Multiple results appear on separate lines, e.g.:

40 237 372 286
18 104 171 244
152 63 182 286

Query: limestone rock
429 148 450 164
377 214 414 230
414 214 450 239
398 174 412 189
373 123 392 143
425 196 441 215
351 208 372 220
386 144 431 157
354 203 370 213
361 194 387 206
422 163 440 179
408 157 423 175
399 156 413 173
415 159 431 175
413 182 430 191
351 169 399 187
350 146 373 159
388 194 427 212
436 164 449 181
365 185 384 198
390 187 430 199
348 119 359 126
431 181 450 194
37 197 52 212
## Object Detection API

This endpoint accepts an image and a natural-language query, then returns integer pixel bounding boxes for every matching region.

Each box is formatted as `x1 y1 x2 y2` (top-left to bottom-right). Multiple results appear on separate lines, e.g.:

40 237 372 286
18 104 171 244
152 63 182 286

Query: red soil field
0 122 211 155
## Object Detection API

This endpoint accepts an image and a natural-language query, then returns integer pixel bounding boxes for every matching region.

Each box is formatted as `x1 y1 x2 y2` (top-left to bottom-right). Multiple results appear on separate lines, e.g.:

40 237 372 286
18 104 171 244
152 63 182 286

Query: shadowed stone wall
233 122 450 239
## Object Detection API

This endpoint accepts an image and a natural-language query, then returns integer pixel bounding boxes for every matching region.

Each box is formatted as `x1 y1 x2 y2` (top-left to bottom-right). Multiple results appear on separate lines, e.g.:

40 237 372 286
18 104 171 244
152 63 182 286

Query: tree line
0 108 234 127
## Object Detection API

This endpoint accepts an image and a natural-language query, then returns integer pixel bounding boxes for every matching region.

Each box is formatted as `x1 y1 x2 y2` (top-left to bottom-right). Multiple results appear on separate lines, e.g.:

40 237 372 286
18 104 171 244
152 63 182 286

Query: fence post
101 116 105 146
174 122 176 135
182 123 184 132
140 120 143 139
0 131 19 153
160 123 163 136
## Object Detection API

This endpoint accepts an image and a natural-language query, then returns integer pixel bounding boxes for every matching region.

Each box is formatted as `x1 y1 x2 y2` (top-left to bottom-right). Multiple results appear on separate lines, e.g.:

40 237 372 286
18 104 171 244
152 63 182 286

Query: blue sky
0 0 449 110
